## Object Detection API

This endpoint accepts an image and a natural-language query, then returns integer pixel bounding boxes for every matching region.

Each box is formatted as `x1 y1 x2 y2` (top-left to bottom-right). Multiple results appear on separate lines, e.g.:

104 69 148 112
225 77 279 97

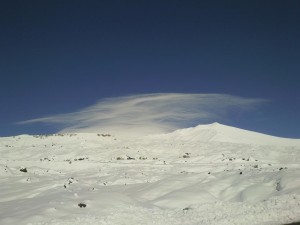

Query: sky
0 0 300 138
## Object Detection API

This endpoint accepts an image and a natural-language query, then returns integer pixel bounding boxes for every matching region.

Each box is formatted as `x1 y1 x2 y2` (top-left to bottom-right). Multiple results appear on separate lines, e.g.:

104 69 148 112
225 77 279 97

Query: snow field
1 123 300 224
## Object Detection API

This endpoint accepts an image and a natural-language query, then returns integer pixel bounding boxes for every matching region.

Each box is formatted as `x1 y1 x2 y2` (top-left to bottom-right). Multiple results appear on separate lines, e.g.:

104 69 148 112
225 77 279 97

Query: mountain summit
157 123 300 146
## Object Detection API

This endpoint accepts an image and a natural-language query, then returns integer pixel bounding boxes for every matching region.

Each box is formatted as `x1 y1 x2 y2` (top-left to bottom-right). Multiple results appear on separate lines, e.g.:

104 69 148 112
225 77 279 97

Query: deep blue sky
1 0 299 137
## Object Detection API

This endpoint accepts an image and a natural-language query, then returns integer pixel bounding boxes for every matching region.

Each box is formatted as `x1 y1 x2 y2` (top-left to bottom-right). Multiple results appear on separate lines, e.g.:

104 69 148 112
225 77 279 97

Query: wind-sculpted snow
0 124 300 225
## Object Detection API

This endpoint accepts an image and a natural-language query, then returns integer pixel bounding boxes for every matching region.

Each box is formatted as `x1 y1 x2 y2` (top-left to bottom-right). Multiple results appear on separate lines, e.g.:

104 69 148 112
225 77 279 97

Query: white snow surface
0 123 300 225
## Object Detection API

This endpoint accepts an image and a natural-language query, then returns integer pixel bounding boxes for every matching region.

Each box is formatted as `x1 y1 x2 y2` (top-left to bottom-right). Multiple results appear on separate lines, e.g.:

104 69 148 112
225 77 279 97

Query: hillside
0 123 300 225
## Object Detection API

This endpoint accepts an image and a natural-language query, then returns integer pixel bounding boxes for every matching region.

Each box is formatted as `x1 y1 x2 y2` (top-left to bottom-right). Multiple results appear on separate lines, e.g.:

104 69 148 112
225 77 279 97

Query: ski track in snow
0 123 300 225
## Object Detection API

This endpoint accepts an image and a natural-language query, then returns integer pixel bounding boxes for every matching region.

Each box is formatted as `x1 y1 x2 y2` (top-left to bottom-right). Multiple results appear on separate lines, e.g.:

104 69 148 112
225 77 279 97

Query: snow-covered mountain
156 122 300 145
0 123 300 225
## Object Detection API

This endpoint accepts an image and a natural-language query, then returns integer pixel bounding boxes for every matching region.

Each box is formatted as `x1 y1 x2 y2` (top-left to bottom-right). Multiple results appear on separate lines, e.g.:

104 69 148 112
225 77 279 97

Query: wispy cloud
18 93 267 136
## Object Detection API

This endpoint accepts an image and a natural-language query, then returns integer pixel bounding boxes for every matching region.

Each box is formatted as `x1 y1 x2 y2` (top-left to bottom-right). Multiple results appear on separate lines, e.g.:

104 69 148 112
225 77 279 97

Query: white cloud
19 93 267 136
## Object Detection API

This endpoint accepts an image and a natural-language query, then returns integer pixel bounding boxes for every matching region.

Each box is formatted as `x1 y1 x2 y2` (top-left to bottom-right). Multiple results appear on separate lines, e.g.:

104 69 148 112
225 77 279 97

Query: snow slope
0 123 300 225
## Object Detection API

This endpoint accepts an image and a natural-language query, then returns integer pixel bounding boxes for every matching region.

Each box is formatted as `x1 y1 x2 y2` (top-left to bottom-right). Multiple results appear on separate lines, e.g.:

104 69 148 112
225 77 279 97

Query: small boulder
20 168 27 173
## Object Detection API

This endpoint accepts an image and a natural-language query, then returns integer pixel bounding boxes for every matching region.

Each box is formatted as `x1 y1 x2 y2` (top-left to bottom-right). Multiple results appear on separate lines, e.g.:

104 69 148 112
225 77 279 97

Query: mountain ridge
1 123 300 147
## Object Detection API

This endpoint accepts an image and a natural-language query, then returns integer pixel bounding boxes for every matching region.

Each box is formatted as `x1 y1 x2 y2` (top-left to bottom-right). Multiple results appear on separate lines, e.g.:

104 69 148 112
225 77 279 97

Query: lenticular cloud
19 93 267 136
